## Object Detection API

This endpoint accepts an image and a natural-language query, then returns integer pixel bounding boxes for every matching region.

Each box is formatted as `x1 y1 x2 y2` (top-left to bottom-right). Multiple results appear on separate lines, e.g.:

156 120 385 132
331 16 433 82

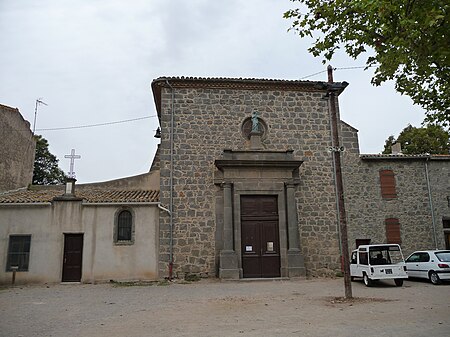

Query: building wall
341 123 450 256
158 84 343 277
0 202 159 285
347 158 450 256
156 80 450 279
0 104 35 192
77 170 160 191
427 159 450 249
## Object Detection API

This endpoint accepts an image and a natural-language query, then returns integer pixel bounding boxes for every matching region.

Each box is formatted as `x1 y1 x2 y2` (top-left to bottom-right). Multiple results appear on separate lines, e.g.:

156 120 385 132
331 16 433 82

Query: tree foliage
284 0 450 126
32 135 67 185
382 124 450 154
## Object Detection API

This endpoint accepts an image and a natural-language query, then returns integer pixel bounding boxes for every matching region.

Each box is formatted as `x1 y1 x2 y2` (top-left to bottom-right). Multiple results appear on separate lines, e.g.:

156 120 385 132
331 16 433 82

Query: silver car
405 250 450 285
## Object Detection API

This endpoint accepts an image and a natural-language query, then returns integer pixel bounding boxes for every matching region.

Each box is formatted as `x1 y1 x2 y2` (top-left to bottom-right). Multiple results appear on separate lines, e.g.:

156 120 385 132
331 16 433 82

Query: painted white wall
82 205 159 282
0 202 159 285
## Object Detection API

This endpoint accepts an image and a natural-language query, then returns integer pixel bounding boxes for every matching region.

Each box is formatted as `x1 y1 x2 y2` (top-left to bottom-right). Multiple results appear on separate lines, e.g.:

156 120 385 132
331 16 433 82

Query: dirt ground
0 277 449 337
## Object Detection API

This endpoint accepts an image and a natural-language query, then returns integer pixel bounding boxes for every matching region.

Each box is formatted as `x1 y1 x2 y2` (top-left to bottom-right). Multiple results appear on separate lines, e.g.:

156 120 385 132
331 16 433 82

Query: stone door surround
215 149 306 279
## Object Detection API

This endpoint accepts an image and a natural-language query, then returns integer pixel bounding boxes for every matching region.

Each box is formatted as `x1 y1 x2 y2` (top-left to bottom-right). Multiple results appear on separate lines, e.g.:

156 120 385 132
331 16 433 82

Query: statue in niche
251 111 260 133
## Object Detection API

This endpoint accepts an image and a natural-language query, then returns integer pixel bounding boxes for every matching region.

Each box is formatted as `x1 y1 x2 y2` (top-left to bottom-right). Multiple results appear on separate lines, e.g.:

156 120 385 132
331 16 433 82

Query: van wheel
394 279 403 287
351 276 355 282
429 271 441 285
363 273 372 287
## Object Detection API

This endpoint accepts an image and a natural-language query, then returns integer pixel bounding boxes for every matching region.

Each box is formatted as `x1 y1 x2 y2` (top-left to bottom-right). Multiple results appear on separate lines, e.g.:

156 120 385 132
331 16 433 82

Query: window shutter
385 218 401 244
380 170 397 199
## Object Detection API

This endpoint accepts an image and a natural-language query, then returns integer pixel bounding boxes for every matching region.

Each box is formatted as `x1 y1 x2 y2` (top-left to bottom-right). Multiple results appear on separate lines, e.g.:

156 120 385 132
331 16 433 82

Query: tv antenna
33 98 48 134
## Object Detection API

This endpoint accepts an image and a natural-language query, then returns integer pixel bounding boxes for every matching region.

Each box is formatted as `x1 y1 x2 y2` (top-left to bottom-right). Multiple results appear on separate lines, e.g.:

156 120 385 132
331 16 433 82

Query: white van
350 244 408 287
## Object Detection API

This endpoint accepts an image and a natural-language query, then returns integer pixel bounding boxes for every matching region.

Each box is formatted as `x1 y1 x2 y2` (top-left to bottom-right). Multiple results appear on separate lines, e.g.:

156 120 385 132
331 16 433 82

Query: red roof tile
0 188 159 204
360 154 450 160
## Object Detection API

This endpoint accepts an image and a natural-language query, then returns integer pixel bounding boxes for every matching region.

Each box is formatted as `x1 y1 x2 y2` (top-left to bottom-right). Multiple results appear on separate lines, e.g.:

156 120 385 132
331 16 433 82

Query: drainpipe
424 156 438 249
165 79 175 279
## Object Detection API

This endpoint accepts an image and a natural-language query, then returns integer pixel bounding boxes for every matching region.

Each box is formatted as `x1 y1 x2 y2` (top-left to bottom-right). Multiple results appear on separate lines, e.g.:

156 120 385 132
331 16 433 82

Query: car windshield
435 251 450 262
369 246 403 265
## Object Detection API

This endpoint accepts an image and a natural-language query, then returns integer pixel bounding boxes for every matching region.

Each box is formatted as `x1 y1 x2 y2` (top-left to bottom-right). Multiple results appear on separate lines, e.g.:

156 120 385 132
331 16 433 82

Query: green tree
32 135 67 185
284 0 450 126
382 124 450 154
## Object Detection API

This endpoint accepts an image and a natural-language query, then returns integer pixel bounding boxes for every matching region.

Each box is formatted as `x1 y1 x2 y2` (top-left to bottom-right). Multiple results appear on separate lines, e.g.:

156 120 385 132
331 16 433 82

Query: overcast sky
0 0 425 183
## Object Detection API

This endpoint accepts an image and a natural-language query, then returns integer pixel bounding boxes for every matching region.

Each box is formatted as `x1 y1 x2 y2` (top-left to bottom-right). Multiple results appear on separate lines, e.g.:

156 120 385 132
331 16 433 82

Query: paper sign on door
267 242 274 252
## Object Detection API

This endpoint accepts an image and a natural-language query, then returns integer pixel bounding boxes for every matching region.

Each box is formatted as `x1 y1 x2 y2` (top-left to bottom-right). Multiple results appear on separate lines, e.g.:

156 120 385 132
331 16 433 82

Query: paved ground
0 277 449 337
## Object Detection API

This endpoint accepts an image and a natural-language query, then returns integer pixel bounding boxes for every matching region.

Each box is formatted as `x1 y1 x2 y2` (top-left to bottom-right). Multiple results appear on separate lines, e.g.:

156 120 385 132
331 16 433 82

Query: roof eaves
360 154 450 160
151 76 349 119
0 189 160 204
360 154 429 160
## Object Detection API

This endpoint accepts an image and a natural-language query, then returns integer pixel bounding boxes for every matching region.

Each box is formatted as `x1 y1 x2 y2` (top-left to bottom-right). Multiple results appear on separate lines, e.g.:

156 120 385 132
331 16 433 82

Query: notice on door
267 242 274 252
245 245 253 252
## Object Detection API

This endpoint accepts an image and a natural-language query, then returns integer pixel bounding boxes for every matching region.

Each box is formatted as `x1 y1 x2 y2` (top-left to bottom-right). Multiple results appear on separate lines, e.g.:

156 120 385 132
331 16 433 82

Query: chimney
64 177 76 195
53 177 82 201
391 143 402 155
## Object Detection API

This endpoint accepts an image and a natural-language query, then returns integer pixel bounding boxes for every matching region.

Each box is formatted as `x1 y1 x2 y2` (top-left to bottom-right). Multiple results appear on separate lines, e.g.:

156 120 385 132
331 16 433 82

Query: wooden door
241 195 280 278
62 234 83 282
444 220 450 250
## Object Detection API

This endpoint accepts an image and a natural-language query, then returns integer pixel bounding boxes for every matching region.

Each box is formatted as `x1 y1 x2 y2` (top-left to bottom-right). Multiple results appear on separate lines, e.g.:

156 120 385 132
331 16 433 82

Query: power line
336 65 374 71
300 65 375 80
300 69 328 80
36 115 157 131
9 67 374 132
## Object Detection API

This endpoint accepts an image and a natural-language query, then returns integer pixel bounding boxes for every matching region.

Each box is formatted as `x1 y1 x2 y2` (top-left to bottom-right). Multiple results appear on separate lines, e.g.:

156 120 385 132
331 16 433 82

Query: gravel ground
0 277 449 337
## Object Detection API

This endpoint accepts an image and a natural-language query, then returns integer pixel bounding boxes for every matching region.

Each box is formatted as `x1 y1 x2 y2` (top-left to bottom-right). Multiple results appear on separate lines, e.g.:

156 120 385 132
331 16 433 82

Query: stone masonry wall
158 84 343 278
427 159 450 248
341 123 450 257
0 104 35 192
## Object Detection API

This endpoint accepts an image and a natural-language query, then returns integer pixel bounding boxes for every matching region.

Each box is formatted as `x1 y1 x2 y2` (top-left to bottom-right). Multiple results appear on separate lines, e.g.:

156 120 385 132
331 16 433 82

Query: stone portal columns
285 182 306 277
219 182 240 279
223 182 233 251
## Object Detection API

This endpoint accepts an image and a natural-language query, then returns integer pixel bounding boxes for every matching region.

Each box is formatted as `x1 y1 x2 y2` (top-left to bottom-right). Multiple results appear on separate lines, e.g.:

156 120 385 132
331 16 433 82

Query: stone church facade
151 77 450 279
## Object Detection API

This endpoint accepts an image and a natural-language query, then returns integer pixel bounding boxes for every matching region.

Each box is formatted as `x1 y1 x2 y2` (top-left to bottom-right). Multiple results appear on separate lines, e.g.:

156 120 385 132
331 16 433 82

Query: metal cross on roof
64 149 81 179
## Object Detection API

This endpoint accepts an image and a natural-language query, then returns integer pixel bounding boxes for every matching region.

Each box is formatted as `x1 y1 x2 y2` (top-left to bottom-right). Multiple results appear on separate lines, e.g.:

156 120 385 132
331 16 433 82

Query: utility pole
327 65 352 299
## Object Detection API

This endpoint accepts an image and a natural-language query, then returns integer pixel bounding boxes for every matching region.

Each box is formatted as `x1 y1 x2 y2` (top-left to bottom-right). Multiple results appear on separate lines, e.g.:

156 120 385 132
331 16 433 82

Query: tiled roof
151 76 348 92
0 188 159 204
360 154 450 160
151 76 348 117
153 76 327 85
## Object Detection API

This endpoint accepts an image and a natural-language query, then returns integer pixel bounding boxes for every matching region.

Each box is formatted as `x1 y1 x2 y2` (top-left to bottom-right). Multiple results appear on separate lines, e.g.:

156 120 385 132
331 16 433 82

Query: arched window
114 209 134 244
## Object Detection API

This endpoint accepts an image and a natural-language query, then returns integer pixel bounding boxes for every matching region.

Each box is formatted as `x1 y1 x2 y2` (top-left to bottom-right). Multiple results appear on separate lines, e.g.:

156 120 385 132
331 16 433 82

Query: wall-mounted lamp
154 127 161 138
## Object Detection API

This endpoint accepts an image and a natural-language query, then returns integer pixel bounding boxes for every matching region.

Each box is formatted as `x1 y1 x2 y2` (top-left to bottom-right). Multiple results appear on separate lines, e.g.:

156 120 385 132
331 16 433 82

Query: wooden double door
241 195 281 278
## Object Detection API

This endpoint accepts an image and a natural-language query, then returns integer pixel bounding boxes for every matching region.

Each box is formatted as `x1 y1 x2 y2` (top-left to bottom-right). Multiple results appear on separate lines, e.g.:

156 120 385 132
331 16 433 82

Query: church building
1 76 449 285
151 76 450 279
